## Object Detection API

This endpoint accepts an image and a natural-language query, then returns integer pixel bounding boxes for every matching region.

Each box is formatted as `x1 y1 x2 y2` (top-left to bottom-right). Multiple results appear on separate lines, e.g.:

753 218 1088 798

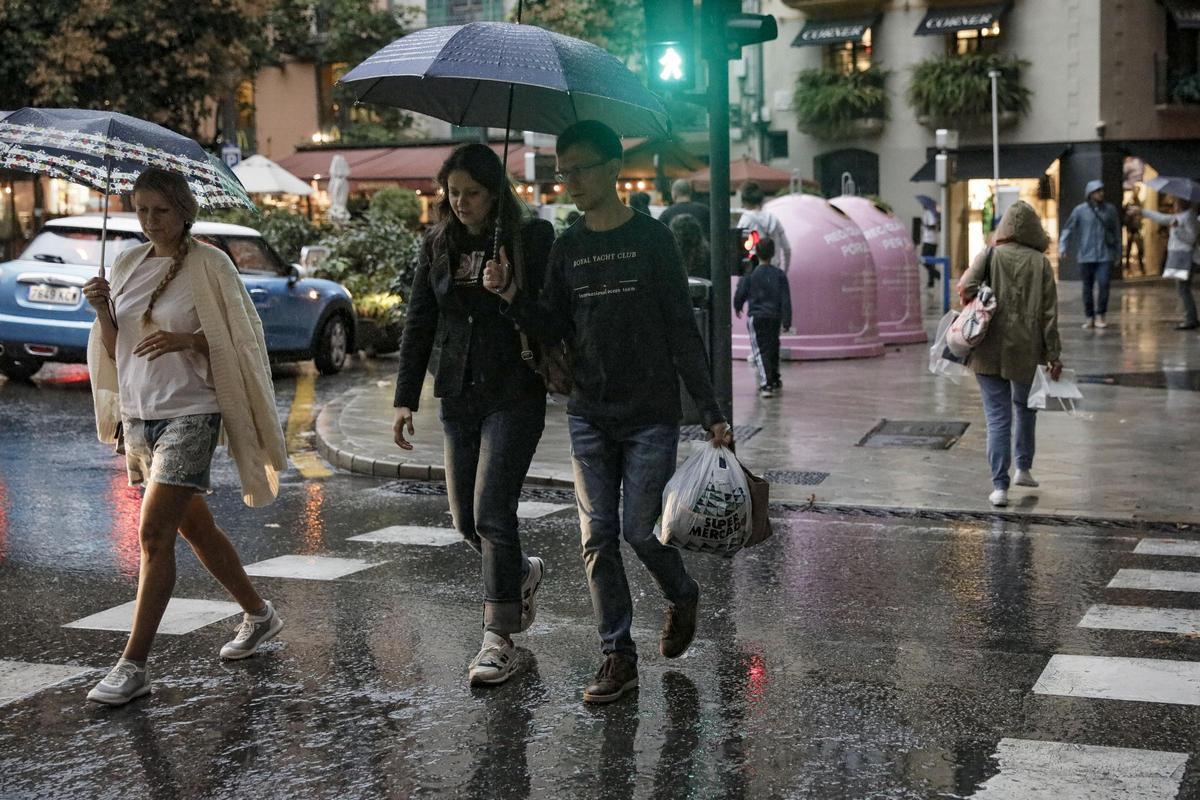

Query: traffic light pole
703 0 734 424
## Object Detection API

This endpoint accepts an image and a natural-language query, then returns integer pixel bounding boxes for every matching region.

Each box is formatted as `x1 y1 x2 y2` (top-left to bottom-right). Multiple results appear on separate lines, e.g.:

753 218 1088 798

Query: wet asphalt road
3 360 1200 799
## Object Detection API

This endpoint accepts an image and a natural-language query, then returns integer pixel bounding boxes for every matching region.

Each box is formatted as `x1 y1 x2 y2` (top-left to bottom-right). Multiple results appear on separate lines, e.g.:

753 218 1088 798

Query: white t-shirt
114 254 220 420
737 209 791 271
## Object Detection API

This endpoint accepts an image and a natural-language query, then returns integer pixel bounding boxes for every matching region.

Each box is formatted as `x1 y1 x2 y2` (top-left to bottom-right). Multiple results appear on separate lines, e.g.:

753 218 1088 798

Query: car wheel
314 314 349 375
0 353 43 382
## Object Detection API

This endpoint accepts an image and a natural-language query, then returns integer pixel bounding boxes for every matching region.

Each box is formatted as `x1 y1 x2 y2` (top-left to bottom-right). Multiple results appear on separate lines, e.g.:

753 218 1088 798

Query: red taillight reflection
109 471 142 578
747 653 768 704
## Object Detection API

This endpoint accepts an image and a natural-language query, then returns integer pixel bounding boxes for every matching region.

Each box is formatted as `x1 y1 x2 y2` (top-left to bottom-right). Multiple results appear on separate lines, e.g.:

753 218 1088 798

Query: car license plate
28 284 80 305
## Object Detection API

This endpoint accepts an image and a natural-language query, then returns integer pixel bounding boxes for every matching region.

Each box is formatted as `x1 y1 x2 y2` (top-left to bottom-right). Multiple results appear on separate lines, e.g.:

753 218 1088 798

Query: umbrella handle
492 0 523 264
98 160 112 281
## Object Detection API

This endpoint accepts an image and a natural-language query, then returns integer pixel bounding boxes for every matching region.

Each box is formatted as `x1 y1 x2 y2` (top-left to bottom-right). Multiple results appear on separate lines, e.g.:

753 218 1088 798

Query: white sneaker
220 601 283 660
468 632 517 686
1082 318 1095 329
519 557 545 632
1095 316 1108 329
1014 469 1039 487
989 489 1009 507
87 659 150 706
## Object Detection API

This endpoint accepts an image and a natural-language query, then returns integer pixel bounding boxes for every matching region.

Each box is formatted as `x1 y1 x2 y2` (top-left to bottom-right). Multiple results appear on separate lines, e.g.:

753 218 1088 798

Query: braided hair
132 168 199 326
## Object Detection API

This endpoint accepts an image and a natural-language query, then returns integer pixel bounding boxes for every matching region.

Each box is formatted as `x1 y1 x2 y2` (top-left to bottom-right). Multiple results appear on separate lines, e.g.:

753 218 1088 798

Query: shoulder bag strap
509 223 537 369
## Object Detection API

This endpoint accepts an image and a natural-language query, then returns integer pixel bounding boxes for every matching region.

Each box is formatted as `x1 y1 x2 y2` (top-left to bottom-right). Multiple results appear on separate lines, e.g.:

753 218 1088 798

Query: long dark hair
434 143 528 249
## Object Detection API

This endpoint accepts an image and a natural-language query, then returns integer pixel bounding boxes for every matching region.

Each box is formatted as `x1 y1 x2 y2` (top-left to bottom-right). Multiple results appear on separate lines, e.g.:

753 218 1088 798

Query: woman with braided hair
80 168 288 706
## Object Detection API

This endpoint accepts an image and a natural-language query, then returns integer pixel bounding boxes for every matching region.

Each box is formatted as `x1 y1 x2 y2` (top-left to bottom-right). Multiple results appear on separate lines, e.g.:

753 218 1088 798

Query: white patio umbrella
326 154 350 224
232 154 313 196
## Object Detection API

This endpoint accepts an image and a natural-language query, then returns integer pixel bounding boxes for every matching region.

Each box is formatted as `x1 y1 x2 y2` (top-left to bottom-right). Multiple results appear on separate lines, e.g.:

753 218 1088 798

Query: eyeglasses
554 159 611 184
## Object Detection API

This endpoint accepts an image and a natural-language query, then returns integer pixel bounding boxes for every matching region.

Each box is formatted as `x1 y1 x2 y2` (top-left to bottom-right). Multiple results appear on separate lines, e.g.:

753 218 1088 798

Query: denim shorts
122 413 222 492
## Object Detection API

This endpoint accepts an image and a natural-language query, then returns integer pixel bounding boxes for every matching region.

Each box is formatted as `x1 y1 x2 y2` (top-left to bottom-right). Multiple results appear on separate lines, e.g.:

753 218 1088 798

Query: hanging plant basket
907 53 1031 125
793 66 891 141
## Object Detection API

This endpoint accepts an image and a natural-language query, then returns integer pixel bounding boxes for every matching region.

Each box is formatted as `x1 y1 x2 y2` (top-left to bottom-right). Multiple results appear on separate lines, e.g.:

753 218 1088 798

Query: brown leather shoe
659 584 700 658
583 653 638 704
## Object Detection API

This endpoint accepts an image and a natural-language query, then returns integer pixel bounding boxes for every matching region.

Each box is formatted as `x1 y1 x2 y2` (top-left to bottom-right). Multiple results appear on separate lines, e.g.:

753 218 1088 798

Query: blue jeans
568 416 698 659
442 395 545 635
1079 260 1111 318
976 375 1036 490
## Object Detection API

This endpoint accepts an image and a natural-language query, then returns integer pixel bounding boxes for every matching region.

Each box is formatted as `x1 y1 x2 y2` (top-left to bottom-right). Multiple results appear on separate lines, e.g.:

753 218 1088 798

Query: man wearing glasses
485 119 731 704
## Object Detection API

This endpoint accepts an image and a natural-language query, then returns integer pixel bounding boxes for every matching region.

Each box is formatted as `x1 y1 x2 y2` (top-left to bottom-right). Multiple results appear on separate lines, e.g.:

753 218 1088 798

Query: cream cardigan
87 240 289 507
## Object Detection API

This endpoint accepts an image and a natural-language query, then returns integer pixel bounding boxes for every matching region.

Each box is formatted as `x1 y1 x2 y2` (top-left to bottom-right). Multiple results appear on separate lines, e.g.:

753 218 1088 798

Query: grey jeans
568 416 698 658
977 374 1036 490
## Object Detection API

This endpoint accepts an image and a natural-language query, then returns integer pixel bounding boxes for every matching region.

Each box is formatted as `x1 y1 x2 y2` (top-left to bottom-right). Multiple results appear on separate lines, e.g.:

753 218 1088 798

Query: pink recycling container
732 194 884 360
829 195 927 345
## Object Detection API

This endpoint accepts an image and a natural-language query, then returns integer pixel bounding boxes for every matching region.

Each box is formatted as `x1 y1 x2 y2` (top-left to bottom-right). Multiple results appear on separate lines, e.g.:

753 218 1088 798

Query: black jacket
658 201 711 238
734 263 792 329
504 212 724 433
394 217 554 412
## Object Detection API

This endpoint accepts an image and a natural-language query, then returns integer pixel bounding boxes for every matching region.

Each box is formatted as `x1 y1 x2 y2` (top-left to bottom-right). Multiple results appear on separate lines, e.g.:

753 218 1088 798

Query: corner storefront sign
791 16 879 47
914 2 1011 35
1165 0 1200 29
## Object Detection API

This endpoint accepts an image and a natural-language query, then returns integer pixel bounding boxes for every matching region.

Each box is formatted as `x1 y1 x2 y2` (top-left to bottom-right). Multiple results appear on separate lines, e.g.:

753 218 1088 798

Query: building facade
733 0 1200 279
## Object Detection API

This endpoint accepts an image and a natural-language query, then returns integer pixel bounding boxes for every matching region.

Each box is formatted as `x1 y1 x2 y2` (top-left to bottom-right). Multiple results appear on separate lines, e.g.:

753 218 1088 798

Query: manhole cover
1078 370 1200 391
679 424 762 442
857 419 969 450
762 470 828 486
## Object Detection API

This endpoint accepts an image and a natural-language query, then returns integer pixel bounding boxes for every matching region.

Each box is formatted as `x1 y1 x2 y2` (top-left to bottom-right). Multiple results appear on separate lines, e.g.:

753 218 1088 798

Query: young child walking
734 237 791 398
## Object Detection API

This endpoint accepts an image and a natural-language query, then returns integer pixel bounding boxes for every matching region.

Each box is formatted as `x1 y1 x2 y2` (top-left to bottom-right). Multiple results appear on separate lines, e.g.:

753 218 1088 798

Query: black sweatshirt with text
505 212 725 435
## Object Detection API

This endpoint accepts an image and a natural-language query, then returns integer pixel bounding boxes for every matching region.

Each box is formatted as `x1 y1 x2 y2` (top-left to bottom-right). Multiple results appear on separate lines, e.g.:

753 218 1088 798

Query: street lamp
988 68 1001 202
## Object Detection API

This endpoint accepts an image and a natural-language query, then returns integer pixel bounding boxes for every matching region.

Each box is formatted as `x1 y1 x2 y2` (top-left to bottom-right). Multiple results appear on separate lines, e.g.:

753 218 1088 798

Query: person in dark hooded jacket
734 237 791 397
960 200 1065 509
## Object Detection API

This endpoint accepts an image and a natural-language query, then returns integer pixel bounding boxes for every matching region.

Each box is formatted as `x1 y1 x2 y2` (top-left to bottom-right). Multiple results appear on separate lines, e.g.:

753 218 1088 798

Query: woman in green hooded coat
960 200 1065 508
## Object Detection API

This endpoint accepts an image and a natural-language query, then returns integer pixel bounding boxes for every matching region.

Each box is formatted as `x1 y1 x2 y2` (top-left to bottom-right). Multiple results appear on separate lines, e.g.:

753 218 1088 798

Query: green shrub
368 186 423 227
1171 72 1200 104
314 215 422 323
906 53 1031 121
793 66 890 140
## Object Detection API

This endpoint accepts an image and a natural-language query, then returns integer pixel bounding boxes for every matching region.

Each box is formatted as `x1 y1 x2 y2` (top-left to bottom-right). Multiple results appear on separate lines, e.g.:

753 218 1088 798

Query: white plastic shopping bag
928 311 973 384
657 444 751 557
1027 365 1084 411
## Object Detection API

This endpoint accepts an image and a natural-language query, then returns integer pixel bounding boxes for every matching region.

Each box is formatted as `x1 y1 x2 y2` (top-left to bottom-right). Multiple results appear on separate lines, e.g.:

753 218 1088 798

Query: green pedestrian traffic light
644 0 695 93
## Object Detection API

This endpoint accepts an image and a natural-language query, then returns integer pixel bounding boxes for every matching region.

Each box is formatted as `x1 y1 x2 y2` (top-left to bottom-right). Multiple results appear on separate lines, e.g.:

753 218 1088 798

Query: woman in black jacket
392 144 554 687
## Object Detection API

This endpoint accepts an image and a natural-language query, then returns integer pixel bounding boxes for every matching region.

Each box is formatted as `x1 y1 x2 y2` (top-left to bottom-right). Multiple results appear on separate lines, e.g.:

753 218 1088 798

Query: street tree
520 0 645 68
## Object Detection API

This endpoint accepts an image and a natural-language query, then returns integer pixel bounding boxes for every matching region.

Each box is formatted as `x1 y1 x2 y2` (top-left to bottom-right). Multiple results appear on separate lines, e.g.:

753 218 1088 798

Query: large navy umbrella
338 22 671 138
0 108 255 275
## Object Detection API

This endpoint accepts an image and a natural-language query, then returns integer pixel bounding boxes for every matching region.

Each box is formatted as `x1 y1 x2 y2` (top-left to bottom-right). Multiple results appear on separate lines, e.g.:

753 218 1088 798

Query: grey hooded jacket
1058 179 1119 264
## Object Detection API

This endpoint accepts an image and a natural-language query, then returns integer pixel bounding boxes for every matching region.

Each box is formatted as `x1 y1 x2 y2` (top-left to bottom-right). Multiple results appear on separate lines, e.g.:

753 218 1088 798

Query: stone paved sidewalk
315 282 1200 525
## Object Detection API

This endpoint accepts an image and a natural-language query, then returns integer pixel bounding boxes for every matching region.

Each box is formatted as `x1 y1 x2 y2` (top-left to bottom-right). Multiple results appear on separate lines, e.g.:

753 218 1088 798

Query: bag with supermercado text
511 227 573 395
947 247 997 358
657 444 752 558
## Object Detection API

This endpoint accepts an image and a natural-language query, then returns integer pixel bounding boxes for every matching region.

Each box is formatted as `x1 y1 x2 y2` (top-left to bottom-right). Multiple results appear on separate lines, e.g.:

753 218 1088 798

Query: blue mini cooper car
0 213 356 380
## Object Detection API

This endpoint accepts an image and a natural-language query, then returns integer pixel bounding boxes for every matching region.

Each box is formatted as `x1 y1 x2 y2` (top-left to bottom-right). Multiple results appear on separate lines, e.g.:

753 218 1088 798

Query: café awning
914 2 1011 35
910 143 1069 182
1164 0 1200 28
792 15 879 47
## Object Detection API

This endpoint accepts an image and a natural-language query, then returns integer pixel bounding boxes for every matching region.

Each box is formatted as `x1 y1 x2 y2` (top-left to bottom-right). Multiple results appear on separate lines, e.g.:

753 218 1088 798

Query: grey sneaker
519 556 545 632
220 601 283 660
87 659 150 706
469 632 517 686
1014 469 1039 487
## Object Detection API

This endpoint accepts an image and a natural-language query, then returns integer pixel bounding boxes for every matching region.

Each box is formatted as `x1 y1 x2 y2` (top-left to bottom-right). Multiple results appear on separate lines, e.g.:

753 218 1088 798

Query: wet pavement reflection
4 362 1200 798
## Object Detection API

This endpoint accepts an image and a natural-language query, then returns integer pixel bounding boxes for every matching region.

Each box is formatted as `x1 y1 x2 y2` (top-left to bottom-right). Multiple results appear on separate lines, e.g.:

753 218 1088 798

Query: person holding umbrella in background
81 168 287 705
392 144 555 687
1131 177 1200 330
486 120 731 704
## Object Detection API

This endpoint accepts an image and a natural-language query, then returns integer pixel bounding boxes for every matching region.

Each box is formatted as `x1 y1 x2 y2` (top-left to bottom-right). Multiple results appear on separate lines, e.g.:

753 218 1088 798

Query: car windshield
19 228 143 267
